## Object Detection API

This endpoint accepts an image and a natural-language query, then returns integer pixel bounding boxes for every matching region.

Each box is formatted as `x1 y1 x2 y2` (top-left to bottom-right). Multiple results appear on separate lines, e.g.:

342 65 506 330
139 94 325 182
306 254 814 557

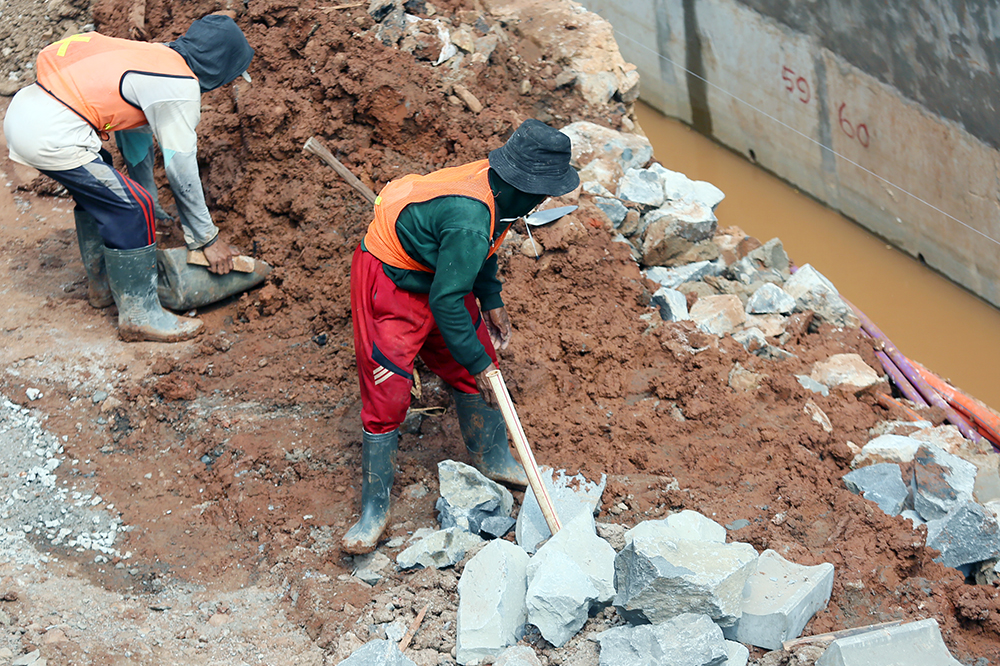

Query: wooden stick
485 369 562 535
320 2 365 10
398 603 429 652
781 620 904 651
303 137 377 204
875 392 926 423
186 250 257 273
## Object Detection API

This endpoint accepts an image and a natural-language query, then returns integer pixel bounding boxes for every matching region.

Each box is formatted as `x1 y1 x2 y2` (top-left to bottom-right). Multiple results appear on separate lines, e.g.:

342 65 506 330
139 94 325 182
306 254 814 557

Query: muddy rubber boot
452 389 528 487
342 429 398 555
74 210 114 309
104 243 204 343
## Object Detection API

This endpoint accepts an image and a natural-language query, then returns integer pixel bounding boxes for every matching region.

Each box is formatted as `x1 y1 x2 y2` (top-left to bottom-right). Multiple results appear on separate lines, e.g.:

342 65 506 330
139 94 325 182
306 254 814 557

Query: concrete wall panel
581 0 691 123
696 0 826 196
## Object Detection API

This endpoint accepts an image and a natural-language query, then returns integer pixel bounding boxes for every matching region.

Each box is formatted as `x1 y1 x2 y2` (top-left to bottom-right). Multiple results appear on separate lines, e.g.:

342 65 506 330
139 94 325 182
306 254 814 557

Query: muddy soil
1 0 998 664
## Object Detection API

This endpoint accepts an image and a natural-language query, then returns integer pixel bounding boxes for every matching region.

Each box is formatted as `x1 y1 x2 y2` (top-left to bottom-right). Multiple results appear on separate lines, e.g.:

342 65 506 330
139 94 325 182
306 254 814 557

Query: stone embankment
334 122 998 665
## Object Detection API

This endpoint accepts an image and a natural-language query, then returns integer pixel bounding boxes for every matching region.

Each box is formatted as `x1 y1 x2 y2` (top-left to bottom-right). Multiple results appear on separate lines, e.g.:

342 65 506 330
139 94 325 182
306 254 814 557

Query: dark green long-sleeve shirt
364 169 542 375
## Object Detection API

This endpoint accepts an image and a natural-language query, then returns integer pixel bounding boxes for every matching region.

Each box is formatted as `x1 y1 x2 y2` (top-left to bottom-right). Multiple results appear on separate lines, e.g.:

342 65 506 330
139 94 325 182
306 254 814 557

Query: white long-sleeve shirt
4 72 218 247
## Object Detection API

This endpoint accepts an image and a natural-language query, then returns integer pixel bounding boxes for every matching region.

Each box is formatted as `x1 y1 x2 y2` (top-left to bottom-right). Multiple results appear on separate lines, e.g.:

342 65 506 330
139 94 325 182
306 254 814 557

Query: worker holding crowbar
344 119 579 554
3 15 261 342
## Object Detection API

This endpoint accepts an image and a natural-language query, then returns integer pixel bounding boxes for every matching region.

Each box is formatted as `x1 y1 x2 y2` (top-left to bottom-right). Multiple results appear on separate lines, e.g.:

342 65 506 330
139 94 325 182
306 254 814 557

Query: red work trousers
351 246 498 434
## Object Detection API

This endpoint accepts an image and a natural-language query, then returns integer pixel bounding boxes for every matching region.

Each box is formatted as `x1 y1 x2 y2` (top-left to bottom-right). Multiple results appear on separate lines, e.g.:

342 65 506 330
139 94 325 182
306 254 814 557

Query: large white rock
456 540 529 664
690 295 747 336
614 520 759 627
525 513 616 646
783 264 859 328
725 549 834 650
436 460 514 535
809 354 881 391
516 468 605 554
594 613 728 666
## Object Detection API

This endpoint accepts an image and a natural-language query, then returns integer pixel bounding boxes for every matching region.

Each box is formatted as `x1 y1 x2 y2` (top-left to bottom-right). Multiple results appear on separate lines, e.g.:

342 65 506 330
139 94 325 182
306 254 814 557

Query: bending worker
3 15 253 342
345 119 580 554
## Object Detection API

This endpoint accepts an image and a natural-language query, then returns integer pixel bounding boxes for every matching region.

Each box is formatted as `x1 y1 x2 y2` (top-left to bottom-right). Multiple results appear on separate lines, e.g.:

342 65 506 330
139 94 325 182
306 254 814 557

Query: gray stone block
352 551 391 585
526 513 616 646
396 527 483 570
783 264 859 328
457 539 529 665
644 261 718 289
912 444 977 521
614 521 759 626
516 468 605 554
724 640 749 666
436 460 514 536
594 613 728 666
652 286 689 322
746 283 796 314
843 463 909 517
339 639 418 666
690 295 746 336
495 645 542 666
650 163 725 210
480 515 516 539
617 168 666 207
724 549 834 650
814 618 961 666
853 434 923 466
595 197 629 228
925 501 1000 568
659 510 727 544
796 374 829 397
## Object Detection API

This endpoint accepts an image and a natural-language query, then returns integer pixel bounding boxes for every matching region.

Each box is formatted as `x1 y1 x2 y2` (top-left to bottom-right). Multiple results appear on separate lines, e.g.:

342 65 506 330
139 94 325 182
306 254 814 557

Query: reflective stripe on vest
364 160 508 273
36 33 196 137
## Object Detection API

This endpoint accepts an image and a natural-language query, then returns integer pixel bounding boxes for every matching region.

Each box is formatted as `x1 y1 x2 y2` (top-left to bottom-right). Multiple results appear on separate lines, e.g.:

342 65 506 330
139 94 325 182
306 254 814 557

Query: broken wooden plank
398 604 430 652
781 619 904 651
186 250 257 273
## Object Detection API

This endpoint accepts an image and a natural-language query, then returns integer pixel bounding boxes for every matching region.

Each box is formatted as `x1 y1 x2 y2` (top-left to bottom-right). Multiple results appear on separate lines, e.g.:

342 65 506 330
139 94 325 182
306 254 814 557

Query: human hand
473 363 500 409
483 307 512 351
203 237 240 275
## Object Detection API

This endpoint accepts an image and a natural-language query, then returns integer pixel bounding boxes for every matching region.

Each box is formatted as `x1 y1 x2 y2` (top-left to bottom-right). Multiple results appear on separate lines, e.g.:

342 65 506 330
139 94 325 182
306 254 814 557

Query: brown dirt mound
2 0 997 663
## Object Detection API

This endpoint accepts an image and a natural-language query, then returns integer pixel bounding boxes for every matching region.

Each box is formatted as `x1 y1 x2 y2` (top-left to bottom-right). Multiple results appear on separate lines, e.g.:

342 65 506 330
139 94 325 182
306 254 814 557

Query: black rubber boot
342 429 398 555
452 389 528 487
104 243 204 343
74 210 113 308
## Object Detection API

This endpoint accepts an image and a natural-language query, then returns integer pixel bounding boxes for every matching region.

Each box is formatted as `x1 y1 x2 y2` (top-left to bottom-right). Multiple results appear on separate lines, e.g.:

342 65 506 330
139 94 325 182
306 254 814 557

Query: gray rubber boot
104 243 204 343
342 429 398 555
73 210 113 308
452 389 528 487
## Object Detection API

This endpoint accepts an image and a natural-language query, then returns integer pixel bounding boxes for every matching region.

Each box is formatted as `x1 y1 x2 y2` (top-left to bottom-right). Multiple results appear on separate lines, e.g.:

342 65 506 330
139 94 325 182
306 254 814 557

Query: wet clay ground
1 0 999 663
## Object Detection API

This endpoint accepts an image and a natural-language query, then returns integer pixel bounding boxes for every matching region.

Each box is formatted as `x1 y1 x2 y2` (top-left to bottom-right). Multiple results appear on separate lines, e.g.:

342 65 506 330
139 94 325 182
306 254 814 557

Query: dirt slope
0 0 998 664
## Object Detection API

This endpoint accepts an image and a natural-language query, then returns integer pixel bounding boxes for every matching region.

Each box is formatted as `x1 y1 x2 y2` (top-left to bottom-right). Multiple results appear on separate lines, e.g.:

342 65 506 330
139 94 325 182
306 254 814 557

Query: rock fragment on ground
843 463 909 516
456 539 529 664
689 294 746 336
724 549 834 650
810 354 881 391
783 264 859 328
436 460 514 536
745 283 795 314
494 645 543 666
814 618 961 666
652 286 689 321
911 444 977 521
525 513 616 646
516 468 605 554
924 501 1000 569
396 527 483 570
614 520 758 627
594 613 728 666
338 638 417 665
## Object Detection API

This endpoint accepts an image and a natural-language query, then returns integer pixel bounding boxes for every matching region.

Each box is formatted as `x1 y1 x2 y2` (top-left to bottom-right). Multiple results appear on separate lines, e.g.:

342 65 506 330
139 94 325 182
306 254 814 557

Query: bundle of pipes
846 300 1000 452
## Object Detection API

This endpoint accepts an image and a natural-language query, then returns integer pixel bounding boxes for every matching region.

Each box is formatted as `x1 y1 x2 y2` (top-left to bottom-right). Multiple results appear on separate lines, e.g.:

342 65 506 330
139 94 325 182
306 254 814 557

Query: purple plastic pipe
873 349 928 408
852 308 980 441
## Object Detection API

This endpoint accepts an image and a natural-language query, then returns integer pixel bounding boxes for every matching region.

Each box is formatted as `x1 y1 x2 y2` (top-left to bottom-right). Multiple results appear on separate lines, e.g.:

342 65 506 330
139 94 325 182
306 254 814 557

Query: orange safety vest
36 32 196 138
364 160 507 273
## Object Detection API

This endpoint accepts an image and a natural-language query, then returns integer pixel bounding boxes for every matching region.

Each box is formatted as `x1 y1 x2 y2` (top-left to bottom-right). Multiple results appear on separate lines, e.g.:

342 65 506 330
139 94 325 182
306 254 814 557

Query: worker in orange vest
345 119 580 553
3 15 253 342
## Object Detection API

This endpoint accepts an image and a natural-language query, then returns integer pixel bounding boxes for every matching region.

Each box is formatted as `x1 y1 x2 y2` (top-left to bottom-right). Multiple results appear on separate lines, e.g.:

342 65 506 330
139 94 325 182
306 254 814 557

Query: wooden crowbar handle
485 369 562 535
303 136 377 204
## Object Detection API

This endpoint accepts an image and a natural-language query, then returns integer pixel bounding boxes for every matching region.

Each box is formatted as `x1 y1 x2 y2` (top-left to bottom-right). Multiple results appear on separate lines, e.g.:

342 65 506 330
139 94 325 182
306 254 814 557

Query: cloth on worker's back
41 155 156 250
168 14 255 93
4 84 103 171
351 246 494 434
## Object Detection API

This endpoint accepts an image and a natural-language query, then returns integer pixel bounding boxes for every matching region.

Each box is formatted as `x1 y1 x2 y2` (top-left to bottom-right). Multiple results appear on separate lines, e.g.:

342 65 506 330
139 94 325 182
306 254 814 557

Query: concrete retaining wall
579 0 1000 309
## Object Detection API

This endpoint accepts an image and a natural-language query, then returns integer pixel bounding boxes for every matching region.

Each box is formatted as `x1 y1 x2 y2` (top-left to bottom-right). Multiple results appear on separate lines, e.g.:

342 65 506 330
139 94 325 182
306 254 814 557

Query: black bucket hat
489 119 580 196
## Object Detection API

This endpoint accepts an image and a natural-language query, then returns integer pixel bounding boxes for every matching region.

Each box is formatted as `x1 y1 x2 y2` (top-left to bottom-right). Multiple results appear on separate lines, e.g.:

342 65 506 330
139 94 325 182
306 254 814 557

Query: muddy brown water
636 102 1000 412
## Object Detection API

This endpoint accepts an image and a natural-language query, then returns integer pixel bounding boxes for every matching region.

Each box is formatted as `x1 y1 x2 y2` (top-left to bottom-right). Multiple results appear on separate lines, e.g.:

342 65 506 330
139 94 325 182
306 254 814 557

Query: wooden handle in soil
303 136 377 204
486 369 562 535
